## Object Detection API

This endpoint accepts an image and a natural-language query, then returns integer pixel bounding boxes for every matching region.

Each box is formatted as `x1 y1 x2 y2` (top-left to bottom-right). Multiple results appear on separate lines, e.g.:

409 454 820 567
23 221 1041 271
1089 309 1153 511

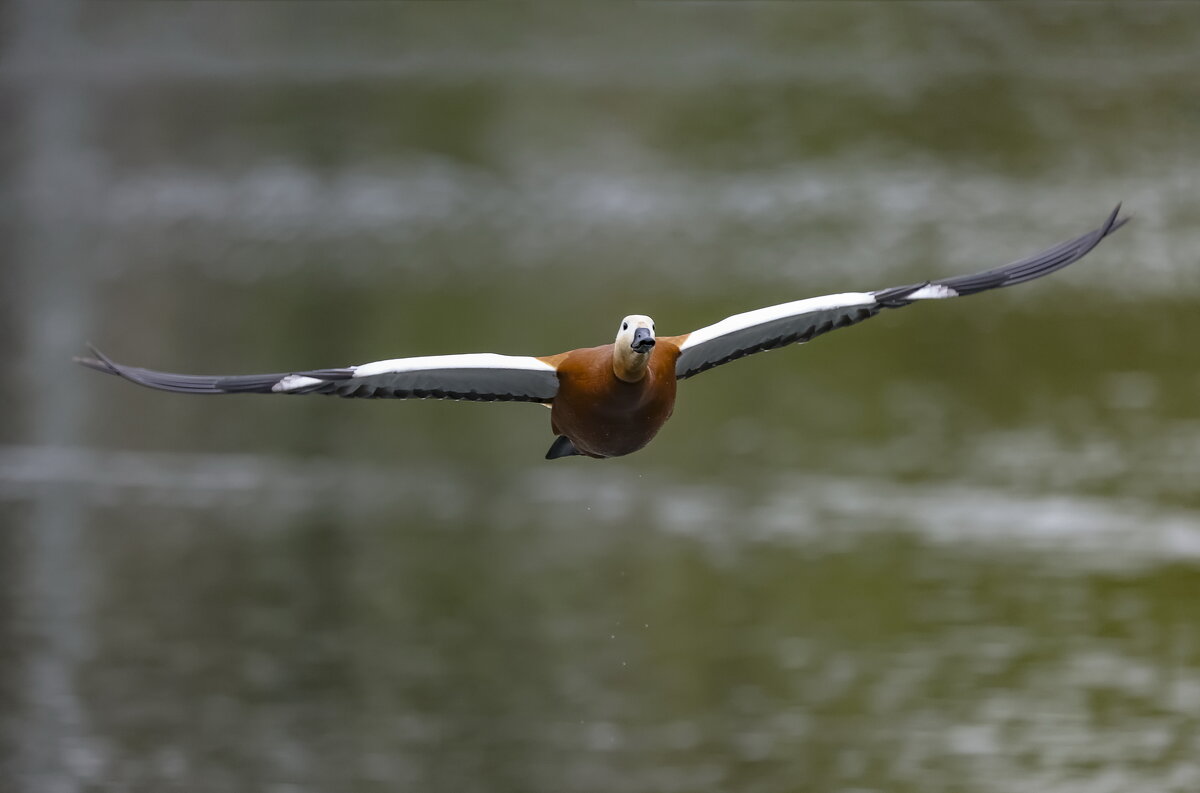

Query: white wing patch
902 284 959 300
676 292 879 379
353 353 555 379
273 375 325 393
679 292 876 352
318 353 560 401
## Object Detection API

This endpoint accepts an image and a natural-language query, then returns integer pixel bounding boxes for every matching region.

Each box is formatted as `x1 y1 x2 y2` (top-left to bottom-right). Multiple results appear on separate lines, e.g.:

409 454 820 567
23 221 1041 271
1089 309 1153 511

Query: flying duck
77 206 1127 460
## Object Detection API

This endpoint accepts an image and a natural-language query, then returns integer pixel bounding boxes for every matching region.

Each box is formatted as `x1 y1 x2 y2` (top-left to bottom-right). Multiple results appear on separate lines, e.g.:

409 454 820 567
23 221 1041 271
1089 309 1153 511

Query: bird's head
616 314 656 355
612 314 657 383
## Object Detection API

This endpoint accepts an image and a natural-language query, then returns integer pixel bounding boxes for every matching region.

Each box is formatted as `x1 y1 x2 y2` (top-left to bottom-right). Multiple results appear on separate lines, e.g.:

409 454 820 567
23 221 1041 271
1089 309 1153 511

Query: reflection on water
4 3 1200 792
6 446 1200 792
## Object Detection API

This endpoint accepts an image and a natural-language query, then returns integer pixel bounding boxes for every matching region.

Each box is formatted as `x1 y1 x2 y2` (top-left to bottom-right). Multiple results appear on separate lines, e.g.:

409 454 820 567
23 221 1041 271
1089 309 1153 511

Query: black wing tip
73 355 111 373
1105 203 1129 236
876 204 1128 307
74 344 123 377
73 344 289 394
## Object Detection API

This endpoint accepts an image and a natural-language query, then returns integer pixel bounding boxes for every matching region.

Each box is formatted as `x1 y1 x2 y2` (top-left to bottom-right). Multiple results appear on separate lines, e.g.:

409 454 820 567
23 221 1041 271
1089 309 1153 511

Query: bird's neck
612 345 650 383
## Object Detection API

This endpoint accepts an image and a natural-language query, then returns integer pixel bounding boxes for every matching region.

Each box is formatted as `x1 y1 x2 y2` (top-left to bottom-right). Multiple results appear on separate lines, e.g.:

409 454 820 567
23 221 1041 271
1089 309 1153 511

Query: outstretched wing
672 205 1127 380
76 347 560 403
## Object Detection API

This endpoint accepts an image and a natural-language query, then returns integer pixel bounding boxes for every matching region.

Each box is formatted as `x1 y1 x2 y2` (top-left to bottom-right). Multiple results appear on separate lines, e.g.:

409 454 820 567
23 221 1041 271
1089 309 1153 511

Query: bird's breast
549 344 679 458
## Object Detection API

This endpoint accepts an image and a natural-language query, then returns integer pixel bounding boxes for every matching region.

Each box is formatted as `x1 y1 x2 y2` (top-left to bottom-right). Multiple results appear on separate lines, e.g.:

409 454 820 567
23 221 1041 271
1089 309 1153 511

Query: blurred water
2 4 1199 793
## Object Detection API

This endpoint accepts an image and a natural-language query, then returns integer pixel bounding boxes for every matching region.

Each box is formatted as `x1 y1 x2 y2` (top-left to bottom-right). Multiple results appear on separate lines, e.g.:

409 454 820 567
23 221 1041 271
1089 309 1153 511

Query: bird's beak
631 327 656 354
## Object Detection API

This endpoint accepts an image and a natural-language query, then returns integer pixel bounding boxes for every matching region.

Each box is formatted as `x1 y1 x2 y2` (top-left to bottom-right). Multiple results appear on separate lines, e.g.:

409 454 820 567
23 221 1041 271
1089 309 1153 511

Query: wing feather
675 205 1127 380
76 347 560 403
675 294 881 379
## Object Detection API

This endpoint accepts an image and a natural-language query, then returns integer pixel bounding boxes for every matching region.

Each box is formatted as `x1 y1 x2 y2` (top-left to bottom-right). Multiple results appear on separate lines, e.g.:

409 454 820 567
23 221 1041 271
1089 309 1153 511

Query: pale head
616 315 656 353
612 314 657 383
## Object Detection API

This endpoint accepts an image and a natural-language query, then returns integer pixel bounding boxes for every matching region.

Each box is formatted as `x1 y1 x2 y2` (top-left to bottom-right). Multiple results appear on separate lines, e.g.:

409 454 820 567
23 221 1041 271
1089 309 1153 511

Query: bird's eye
622 322 628 331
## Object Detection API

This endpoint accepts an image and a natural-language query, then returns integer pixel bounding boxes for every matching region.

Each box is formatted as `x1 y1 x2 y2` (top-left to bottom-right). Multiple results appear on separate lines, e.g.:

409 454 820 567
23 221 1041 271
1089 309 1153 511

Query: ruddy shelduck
78 206 1127 459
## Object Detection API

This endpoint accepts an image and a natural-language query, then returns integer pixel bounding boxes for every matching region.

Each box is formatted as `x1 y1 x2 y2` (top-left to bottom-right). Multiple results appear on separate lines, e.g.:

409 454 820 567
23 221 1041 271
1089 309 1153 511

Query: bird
77 205 1127 460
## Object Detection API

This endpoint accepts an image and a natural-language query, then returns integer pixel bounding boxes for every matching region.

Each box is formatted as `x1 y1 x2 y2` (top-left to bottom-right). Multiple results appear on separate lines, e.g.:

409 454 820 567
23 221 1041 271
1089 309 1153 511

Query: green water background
3 4 1199 792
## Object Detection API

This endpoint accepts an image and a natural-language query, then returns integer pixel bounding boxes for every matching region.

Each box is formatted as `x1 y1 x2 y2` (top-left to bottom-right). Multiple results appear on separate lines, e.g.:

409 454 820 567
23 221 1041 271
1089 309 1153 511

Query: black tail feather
545 435 582 460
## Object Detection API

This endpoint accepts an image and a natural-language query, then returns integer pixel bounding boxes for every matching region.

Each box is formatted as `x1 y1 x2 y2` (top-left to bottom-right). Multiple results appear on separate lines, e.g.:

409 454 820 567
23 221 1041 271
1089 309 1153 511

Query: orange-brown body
540 339 682 458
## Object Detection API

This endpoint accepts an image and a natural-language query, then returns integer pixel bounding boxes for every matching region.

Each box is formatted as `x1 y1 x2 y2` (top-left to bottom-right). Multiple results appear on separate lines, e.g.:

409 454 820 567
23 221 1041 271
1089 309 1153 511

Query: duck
77 206 1127 460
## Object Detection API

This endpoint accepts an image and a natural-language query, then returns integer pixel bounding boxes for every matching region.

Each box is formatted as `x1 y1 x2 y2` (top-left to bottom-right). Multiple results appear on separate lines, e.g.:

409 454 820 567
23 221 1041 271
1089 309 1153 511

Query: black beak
631 327 656 354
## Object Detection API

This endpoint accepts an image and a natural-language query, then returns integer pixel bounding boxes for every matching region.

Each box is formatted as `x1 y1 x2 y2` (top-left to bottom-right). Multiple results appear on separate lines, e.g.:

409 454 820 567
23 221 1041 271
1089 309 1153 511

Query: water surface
3 4 1199 792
